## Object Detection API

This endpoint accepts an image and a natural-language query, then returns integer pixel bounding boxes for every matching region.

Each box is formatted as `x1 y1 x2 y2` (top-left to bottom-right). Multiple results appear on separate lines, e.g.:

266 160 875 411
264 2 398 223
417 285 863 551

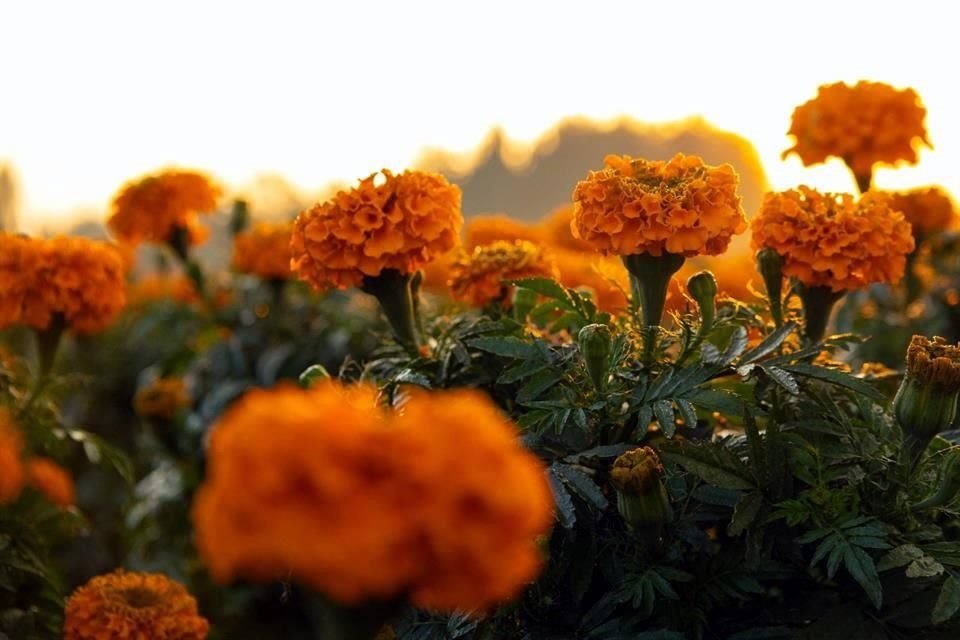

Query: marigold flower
134 378 191 421
0 235 127 334
64 569 209 640
465 214 541 248
0 409 24 505
449 240 559 306
193 382 552 612
784 81 930 183
27 457 74 508
128 275 200 307
108 170 221 248
290 169 462 290
890 187 956 236
232 221 293 280
538 205 593 252
750 187 915 292
571 153 746 257
895 336 960 466
553 250 630 312
610 447 673 528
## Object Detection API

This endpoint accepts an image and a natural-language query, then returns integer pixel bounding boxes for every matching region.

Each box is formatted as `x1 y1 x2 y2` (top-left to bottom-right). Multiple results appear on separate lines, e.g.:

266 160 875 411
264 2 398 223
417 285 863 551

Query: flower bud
610 447 673 528
756 248 784 327
686 270 718 329
299 364 331 388
229 199 250 235
578 324 612 392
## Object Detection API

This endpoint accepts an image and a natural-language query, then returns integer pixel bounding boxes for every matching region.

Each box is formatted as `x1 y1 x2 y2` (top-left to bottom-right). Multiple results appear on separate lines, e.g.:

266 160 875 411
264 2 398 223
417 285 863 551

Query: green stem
797 285 844 345
361 269 423 355
168 224 214 312
622 252 685 365
18 318 66 418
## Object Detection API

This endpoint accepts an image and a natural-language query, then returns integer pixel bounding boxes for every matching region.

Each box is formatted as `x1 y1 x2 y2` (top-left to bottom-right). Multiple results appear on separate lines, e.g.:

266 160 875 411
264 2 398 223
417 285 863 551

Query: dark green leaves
798 516 889 608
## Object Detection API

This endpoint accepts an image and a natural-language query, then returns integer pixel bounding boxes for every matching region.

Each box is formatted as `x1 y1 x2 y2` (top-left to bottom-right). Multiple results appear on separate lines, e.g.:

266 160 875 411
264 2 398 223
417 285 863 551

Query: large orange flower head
134 377 191 420
464 214 542 249
449 240 559 306
108 170 221 247
193 382 553 612
27 457 75 508
64 569 209 640
0 409 24 505
751 186 915 291
290 169 463 290
784 81 930 178
0 235 127 334
890 187 956 235
571 153 746 257
232 221 293 279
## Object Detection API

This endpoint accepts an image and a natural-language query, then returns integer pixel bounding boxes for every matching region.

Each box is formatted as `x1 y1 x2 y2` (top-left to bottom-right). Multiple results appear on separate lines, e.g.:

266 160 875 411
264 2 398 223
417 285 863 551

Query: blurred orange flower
449 240 558 306
291 170 462 290
572 153 746 257
784 81 930 180
890 187 956 235
193 381 552 612
27 457 75 508
64 569 209 640
0 409 24 505
465 214 542 248
108 170 221 248
0 235 127 334
751 187 915 291
128 274 200 307
134 378 191 421
537 205 593 252
553 249 630 313
232 221 293 279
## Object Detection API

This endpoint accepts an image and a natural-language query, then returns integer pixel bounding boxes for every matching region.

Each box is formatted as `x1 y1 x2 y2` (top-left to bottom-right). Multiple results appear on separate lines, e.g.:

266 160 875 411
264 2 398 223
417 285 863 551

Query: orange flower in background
0 235 127 334
27 457 75 508
571 153 746 257
784 81 930 179
0 409 24 505
553 250 630 312
890 187 956 236
232 221 293 279
108 170 221 248
134 378 191 421
751 186 915 291
449 240 559 306
537 205 593 252
64 569 209 640
193 381 552 612
695 251 760 303
128 274 200 307
465 214 542 248
291 169 462 290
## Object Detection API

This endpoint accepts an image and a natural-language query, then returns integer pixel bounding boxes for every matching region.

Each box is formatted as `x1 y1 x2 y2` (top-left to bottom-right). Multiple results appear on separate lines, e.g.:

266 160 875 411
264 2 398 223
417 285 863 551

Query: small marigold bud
578 324 612 392
610 447 673 528
686 270 718 327
894 336 960 464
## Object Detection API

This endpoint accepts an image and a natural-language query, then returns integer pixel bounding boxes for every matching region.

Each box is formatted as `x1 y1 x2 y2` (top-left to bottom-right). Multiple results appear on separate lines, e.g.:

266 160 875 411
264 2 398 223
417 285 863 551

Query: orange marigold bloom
108 170 221 247
27 457 74 508
0 235 127 334
134 378 191 421
449 240 559 306
0 409 24 505
291 170 463 290
464 214 542 249
193 382 552 612
64 569 209 640
784 81 930 179
537 205 593 252
553 249 630 312
571 153 746 257
890 187 956 235
128 274 200 307
232 221 293 279
751 186 915 291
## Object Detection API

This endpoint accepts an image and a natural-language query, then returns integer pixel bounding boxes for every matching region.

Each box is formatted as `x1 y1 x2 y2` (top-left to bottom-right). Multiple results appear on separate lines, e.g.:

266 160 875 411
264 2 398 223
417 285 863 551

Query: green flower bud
610 447 673 528
229 199 250 235
512 286 538 321
686 270 718 329
756 248 784 327
299 364 331 388
578 324 612 392
913 449 960 511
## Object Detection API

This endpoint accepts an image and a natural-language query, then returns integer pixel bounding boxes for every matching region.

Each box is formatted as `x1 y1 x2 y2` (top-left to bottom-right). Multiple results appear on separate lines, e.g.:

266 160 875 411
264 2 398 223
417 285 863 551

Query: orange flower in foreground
64 569 209 640
128 274 200 307
232 221 293 279
134 378 191 421
751 187 915 291
27 457 74 508
572 153 746 257
193 382 552 612
890 187 956 235
291 170 462 290
537 205 593 252
465 214 542 248
0 235 127 334
553 250 630 312
784 81 930 179
449 240 559 306
108 170 221 247
0 410 24 505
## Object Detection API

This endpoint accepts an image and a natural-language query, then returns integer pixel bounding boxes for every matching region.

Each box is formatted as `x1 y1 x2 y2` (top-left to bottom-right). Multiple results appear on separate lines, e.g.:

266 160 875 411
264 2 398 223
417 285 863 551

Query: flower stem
309 597 402 640
622 252 685 365
796 284 844 345
18 316 66 418
361 269 423 355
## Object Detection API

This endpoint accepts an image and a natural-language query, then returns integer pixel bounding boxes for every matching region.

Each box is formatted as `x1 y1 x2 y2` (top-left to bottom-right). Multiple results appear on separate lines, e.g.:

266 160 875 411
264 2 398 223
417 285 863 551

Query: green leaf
878 544 924 571
763 366 799 394
685 388 751 417
739 322 797 364
844 545 882 609
676 399 698 429
497 359 549 384
653 400 676 437
393 368 432 389
659 440 755 490
720 326 749 365
780 363 885 402
549 469 576 529
729 491 764 536
517 370 562 403
933 576 960 625
511 277 574 307
554 463 608 511
466 336 538 359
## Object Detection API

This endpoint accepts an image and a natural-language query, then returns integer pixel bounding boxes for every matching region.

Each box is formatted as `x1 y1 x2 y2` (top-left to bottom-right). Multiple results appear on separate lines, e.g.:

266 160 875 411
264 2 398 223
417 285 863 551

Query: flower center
119 586 162 609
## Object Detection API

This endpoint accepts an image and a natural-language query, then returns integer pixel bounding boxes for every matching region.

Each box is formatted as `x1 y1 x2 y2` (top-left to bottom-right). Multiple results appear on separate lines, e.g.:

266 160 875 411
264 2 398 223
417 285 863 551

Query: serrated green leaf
653 399 676 437
659 440 755 490
549 469 576 529
511 277 574 306
763 365 799 394
676 399 698 429
933 576 960 625
720 326 749 365
844 545 882 609
466 336 538 359
497 358 550 384
878 544 924 571
739 322 797 364
781 363 885 402
729 491 764 536
555 463 608 511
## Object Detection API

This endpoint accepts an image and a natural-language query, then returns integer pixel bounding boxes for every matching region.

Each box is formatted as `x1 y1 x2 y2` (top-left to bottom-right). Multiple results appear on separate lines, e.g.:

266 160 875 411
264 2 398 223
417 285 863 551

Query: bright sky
2 0 959 232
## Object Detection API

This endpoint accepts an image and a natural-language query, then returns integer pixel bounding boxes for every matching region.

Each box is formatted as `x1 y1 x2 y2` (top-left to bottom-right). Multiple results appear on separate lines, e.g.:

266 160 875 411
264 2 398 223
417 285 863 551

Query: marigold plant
890 187 956 236
571 153 746 257
64 569 209 640
0 409 24 505
134 378 191 420
784 81 930 189
26 457 75 508
232 221 293 279
751 187 915 292
449 240 559 306
108 170 221 247
290 169 462 290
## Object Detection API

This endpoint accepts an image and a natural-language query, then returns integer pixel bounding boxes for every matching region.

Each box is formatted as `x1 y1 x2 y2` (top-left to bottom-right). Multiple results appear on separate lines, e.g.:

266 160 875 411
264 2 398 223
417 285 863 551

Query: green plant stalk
309 597 402 640
168 224 215 313
18 316 66 419
361 269 422 355
797 284 844 345
622 252 685 365
756 249 785 328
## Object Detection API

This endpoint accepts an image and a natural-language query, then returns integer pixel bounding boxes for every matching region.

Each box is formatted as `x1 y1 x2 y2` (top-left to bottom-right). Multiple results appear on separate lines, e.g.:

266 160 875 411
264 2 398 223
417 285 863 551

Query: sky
2 0 959 232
